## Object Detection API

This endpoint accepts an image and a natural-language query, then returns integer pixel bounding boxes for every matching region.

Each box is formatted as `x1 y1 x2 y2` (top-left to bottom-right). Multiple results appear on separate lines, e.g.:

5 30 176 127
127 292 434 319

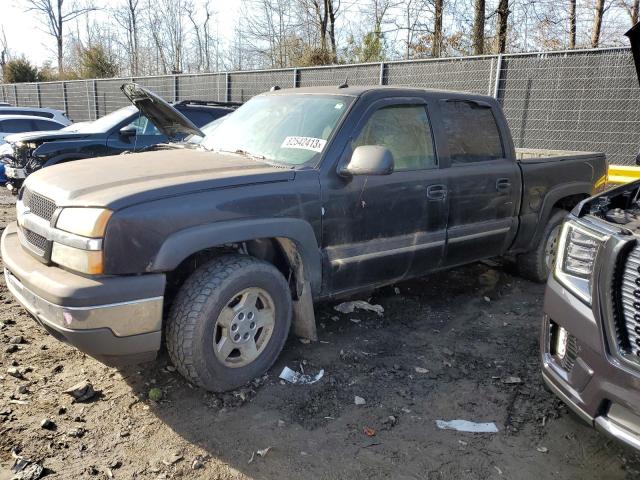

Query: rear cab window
441 100 504 165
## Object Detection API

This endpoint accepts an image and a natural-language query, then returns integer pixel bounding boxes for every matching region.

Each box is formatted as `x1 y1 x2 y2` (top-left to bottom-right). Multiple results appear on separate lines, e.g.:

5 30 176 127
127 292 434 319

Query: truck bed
516 148 605 164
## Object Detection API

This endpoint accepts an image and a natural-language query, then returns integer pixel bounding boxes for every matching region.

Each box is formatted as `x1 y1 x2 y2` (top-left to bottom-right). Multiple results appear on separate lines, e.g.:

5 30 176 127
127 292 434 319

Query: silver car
0 106 71 126
0 115 66 144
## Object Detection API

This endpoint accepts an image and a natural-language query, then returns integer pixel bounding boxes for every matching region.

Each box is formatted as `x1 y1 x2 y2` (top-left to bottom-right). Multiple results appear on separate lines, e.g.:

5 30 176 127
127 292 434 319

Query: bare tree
472 0 485 54
621 0 640 25
569 0 576 49
0 27 8 80
432 0 443 57
496 0 509 53
113 0 141 75
24 0 97 75
591 0 614 47
303 0 340 61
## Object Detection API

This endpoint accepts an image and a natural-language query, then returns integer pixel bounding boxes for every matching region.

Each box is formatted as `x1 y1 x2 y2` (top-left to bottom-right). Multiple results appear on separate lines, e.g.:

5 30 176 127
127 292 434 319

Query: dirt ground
1 199 639 480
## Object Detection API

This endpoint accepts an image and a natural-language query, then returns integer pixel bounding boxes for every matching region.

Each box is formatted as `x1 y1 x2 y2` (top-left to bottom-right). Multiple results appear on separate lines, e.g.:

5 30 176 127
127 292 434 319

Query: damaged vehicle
541 23 640 451
0 83 237 192
1 85 606 392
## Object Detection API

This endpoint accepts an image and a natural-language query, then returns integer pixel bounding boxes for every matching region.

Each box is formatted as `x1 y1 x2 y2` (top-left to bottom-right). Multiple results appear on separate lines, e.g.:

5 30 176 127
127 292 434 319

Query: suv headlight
554 220 607 304
51 207 112 275
0 143 13 157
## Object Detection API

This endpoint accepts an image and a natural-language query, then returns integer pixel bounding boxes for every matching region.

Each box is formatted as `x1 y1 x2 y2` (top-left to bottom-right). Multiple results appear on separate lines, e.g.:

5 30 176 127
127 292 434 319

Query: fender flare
527 181 592 250
150 218 322 296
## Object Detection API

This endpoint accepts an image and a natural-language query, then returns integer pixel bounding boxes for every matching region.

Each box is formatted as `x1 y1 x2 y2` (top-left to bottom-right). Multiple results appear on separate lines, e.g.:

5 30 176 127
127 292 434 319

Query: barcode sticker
280 136 327 153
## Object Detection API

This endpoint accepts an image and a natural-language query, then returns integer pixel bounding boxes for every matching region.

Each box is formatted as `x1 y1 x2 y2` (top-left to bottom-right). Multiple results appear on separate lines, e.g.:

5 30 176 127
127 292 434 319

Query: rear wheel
516 209 567 283
166 254 292 392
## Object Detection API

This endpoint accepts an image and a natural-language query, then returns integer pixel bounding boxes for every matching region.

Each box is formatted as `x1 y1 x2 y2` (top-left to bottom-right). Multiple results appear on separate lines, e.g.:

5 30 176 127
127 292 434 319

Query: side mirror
636 152 640 166
341 145 394 176
119 126 137 139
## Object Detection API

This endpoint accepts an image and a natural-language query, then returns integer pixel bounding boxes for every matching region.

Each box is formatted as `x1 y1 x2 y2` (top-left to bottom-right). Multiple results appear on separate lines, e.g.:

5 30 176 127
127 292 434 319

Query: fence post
492 54 504 101
93 80 99 119
36 83 42 108
13 85 18 106
62 82 69 116
379 62 387 85
173 75 179 102
293 68 300 88
225 73 231 102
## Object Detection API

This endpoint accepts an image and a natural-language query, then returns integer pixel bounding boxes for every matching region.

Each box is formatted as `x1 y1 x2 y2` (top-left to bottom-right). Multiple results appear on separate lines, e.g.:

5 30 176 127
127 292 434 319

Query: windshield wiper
215 148 287 167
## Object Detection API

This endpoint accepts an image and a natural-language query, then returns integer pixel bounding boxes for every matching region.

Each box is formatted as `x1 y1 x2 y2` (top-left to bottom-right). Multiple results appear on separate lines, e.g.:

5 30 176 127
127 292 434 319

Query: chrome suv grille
616 244 640 363
22 188 56 221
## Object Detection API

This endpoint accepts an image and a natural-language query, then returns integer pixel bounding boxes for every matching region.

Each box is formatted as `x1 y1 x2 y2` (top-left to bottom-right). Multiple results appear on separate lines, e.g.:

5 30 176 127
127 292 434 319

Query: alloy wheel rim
212 287 275 368
544 225 561 273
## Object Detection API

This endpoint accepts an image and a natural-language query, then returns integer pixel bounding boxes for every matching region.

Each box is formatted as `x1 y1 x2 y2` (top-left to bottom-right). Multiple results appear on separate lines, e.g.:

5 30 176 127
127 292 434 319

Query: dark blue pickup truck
1 85 606 392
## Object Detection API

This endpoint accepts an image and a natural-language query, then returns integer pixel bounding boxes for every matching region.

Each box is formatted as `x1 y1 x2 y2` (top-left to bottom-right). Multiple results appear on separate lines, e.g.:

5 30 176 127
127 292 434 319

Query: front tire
166 254 292 392
516 209 567 283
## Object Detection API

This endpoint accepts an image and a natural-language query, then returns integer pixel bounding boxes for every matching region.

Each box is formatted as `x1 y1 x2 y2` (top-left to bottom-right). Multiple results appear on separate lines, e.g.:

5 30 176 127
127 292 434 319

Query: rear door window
441 100 504 164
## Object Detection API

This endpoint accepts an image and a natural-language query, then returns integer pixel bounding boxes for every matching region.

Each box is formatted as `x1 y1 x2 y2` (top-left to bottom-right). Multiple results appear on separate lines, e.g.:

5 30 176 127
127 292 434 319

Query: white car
0 106 71 126
0 115 67 144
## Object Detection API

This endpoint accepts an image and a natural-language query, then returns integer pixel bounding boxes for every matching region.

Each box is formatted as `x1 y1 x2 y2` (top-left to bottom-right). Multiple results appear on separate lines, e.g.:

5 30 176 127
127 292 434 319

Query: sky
2 0 242 67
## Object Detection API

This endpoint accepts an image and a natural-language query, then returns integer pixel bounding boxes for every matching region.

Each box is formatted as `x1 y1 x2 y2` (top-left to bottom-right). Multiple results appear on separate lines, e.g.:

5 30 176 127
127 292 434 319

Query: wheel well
164 238 304 311
553 193 589 212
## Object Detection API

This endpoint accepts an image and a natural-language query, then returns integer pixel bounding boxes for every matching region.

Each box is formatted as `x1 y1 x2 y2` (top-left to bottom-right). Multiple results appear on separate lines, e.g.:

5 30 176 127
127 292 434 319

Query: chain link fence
1 47 639 165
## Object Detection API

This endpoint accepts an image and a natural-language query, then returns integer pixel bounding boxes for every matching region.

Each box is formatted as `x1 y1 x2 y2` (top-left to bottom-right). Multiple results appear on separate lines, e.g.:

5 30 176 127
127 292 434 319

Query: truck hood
120 83 204 138
626 23 640 87
24 149 293 210
5 130 89 144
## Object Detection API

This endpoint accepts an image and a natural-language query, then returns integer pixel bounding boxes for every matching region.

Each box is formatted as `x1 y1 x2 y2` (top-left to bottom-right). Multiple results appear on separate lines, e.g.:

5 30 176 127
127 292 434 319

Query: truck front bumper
1 222 165 365
542 275 640 452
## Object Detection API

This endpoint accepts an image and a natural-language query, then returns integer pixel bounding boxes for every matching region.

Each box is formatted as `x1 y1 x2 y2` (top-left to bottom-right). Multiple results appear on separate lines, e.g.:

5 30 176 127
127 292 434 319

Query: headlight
56 207 112 238
51 243 104 275
554 220 607 304
0 143 13 157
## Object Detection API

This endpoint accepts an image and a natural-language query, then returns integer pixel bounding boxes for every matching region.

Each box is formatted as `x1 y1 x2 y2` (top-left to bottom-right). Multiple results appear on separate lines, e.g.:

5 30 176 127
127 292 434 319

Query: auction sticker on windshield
281 136 327 153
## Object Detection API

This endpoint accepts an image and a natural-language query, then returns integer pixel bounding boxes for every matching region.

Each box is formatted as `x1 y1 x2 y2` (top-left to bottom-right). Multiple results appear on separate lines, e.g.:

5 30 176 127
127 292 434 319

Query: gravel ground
0 200 639 480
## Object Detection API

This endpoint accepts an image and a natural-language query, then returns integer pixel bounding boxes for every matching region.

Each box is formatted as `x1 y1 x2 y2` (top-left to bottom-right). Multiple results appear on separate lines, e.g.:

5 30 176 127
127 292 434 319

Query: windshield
201 94 353 166
73 106 137 133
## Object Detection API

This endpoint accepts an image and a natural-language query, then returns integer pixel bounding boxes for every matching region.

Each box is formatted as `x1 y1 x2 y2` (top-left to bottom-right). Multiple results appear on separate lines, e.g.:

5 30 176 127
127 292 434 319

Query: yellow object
608 165 640 185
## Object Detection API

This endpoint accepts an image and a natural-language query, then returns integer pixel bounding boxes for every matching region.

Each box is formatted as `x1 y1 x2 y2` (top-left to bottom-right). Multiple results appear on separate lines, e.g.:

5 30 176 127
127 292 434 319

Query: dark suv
0 84 238 191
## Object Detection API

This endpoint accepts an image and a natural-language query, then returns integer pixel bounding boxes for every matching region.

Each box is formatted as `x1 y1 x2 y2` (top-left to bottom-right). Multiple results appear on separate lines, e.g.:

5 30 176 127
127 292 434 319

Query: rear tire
516 209 567 283
166 254 292 392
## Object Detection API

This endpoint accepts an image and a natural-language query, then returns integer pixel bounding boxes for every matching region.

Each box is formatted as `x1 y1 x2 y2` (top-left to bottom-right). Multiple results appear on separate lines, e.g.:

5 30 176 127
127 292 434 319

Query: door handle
427 184 447 201
496 178 511 193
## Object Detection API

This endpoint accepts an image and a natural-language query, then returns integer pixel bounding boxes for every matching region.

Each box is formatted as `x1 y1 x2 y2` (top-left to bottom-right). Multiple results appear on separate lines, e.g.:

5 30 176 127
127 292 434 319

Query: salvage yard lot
0 199 638 480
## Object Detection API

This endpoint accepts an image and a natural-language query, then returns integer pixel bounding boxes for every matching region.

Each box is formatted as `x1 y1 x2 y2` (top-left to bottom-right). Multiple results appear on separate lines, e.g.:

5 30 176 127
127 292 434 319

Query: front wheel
516 209 567 283
166 254 292 392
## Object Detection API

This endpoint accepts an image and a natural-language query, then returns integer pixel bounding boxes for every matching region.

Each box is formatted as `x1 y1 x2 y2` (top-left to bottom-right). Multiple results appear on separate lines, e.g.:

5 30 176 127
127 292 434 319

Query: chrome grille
22 228 47 254
22 188 56 221
617 244 640 362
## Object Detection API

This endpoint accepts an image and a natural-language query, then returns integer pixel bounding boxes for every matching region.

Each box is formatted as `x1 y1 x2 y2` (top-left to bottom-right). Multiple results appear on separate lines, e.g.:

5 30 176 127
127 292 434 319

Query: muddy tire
166 254 292 392
516 209 567 283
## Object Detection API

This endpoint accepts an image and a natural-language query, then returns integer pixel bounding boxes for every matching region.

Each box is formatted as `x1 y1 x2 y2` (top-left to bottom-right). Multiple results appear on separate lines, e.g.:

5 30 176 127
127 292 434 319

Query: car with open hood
541 23 640 452
0 83 237 192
